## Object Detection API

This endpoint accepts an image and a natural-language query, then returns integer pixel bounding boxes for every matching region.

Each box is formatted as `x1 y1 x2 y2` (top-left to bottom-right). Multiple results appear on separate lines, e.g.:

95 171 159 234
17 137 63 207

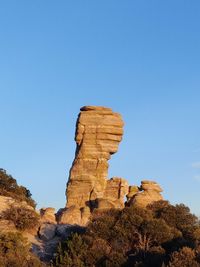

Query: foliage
55 233 88 267
148 201 199 238
0 232 45 267
167 247 199 267
54 201 200 267
2 205 40 231
148 200 200 250
0 168 36 208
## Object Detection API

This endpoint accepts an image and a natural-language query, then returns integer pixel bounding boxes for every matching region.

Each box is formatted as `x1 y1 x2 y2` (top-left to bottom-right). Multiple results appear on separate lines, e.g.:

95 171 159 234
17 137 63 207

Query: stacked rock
58 106 128 225
97 177 129 210
128 180 163 208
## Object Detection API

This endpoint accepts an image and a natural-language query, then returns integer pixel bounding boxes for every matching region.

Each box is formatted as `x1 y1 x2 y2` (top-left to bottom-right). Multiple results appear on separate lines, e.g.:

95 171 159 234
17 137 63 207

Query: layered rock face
127 180 163 208
97 177 129 210
60 106 128 225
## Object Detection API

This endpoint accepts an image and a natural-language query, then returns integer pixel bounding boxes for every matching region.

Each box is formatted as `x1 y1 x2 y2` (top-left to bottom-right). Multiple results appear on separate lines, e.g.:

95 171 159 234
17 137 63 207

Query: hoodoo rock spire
59 106 128 225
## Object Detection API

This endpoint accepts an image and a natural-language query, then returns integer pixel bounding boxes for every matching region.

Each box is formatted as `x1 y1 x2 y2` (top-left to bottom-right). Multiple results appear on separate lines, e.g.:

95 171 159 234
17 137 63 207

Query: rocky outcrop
97 177 129 210
127 180 163 208
126 186 140 202
40 207 56 224
0 195 35 233
0 195 34 215
62 106 128 225
0 106 166 264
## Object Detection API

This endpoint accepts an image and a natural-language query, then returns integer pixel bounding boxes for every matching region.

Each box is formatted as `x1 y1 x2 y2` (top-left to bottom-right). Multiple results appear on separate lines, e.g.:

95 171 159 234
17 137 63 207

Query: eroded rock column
59 106 127 225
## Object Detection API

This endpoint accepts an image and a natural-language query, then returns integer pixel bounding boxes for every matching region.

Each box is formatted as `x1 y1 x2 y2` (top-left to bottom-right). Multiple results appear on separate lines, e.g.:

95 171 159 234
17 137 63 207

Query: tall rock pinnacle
59 106 128 225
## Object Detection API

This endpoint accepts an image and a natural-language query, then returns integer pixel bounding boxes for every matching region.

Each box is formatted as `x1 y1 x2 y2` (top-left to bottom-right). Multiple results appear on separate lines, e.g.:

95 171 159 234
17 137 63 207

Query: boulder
57 206 91 226
38 223 57 241
128 180 163 208
57 206 82 225
40 207 56 224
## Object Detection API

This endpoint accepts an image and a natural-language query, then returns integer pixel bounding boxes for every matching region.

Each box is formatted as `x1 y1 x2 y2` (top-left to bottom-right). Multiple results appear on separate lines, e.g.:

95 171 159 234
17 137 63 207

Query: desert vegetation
0 169 36 208
2 205 40 231
54 201 200 267
0 231 45 267
1 169 200 266
0 169 44 266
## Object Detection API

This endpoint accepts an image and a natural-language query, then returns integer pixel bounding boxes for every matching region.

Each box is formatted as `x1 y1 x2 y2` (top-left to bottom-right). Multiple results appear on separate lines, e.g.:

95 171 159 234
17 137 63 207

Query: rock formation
126 185 140 202
96 177 129 210
40 208 56 224
0 195 34 214
0 107 166 263
127 180 163 208
59 106 129 225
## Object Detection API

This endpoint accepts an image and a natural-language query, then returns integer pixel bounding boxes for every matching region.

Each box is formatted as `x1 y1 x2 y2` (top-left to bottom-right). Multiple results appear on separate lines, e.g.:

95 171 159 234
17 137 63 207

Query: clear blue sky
0 1 200 215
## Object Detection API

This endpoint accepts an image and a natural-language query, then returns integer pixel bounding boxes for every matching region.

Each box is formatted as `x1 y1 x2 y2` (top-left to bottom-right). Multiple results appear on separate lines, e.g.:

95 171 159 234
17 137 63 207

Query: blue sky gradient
0 1 200 214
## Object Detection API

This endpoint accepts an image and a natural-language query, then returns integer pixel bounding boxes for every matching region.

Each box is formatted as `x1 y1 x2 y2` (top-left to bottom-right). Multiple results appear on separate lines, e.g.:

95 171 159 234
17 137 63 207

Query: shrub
0 169 36 208
55 233 88 267
2 205 40 231
168 247 199 267
0 232 45 267
54 202 200 267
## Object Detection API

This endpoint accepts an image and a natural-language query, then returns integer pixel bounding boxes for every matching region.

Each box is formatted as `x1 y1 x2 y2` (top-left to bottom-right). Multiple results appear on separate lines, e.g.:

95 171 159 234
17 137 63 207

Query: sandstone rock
65 106 127 225
57 206 82 225
140 180 163 192
57 206 91 226
101 177 129 209
126 186 140 202
96 199 117 210
128 180 163 208
0 195 34 216
0 196 15 215
40 207 56 224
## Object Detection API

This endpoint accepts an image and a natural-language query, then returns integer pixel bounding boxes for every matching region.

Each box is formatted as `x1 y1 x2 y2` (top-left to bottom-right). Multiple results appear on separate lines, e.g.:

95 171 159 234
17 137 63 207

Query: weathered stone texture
0 195 34 216
63 106 127 225
127 180 163 208
97 177 129 210
40 207 56 224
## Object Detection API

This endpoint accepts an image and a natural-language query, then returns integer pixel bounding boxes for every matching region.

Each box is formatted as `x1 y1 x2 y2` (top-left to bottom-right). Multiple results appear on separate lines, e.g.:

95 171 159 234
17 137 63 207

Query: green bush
2 205 40 231
55 233 88 267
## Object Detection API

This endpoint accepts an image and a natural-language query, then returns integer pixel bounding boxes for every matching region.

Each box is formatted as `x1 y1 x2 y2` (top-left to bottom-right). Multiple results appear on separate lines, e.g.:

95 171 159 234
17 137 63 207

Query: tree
168 247 199 267
54 202 200 267
0 232 44 267
55 233 88 267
